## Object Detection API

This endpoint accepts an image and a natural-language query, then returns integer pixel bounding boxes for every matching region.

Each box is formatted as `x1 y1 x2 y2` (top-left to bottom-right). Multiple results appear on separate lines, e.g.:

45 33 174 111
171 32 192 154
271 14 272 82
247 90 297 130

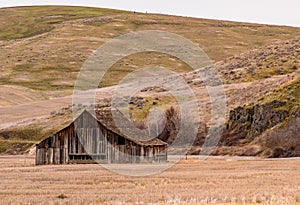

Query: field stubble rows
0 155 299 204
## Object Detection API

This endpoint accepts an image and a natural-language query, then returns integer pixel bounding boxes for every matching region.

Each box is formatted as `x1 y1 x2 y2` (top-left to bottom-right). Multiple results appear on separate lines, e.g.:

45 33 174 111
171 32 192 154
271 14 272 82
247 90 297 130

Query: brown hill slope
183 37 300 156
218 37 299 83
1 6 300 97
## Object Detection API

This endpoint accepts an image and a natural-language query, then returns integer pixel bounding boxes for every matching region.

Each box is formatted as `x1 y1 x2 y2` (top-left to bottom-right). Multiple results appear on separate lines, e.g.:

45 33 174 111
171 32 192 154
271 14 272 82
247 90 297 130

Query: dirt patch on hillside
0 85 47 107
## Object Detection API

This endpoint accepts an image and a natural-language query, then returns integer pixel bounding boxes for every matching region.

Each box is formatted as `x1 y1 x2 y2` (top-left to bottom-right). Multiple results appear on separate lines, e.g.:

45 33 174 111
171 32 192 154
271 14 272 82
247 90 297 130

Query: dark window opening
117 137 125 145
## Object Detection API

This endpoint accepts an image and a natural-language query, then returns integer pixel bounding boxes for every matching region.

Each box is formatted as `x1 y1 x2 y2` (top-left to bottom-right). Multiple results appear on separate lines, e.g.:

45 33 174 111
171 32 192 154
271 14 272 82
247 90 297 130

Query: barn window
117 137 125 145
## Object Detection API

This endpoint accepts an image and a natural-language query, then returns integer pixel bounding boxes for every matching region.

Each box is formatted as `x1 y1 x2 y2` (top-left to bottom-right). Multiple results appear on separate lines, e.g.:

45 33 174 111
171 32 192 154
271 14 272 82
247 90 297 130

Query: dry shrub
260 117 300 157
158 106 180 144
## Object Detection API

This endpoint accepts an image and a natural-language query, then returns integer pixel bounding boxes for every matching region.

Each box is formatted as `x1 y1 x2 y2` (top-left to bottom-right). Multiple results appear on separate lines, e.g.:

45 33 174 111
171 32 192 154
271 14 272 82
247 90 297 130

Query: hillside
0 6 299 156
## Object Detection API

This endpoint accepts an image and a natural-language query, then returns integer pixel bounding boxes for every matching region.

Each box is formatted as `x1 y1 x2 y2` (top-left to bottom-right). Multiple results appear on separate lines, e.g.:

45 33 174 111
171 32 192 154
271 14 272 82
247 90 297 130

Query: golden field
0 155 299 204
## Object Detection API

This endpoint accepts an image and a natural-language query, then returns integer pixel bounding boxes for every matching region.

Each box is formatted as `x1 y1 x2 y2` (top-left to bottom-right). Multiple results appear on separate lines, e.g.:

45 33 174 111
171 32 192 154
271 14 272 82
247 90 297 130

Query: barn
35 108 168 165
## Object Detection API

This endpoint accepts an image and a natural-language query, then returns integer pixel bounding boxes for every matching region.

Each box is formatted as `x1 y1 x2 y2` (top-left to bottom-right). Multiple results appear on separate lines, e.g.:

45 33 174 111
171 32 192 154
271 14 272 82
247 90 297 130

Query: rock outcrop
221 100 289 146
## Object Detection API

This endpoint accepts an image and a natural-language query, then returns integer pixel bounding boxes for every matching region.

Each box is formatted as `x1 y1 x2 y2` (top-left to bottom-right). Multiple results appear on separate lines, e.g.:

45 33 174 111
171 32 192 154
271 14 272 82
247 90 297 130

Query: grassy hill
0 6 299 155
1 6 300 96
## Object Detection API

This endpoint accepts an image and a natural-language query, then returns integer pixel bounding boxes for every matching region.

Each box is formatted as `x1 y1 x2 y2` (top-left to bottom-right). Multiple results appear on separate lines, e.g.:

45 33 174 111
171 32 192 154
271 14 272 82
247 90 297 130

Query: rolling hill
0 6 299 156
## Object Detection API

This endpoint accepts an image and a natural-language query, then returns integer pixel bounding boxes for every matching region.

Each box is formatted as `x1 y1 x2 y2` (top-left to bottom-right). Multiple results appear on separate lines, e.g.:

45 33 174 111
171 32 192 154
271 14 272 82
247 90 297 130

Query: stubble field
0 155 299 204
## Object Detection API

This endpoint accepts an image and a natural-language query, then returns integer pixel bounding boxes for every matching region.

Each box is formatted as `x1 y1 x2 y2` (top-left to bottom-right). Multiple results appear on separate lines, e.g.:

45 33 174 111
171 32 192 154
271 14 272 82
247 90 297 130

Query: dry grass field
0 155 300 204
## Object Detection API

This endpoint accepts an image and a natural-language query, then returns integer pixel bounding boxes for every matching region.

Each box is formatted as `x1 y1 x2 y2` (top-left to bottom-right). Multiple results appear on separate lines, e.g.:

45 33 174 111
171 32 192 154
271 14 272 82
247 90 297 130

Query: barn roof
89 108 167 146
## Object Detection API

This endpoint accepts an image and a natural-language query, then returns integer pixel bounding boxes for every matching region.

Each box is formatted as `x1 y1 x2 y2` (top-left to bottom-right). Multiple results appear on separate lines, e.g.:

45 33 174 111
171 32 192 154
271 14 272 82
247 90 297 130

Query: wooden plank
95 128 98 154
144 147 149 162
48 148 53 164
88 128 93 154
72 129 76 154
60 132 65 164
115 145 120 163
67 128 70 153
55 134 59 148
87 128 91 154
51 135 55 148
40 148 45 165
94 128 98 154
82 128 86 153
140 146 144 163
64 148 68 164
77 129 82 154
119 145 125 163
88 128 92 154
111 135 115 162
64 132 69 164
68 127 71 154
107 142 111 163
87 128 94 154
36 146 41 165
153 147 157 162
99 141 103 154
61 147 65 164
91 128 94 153
103 130 107 154
35 146 39 165
70 129 73 153
44 147 49 165
149 147 153 162
165 146 168 161
85 128 89 154
132 146 136 163
53 148 60 164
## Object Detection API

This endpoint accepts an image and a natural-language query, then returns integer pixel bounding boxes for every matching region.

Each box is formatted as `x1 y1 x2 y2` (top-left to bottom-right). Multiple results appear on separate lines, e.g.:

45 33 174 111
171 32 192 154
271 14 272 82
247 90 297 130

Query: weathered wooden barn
36 108 167 165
